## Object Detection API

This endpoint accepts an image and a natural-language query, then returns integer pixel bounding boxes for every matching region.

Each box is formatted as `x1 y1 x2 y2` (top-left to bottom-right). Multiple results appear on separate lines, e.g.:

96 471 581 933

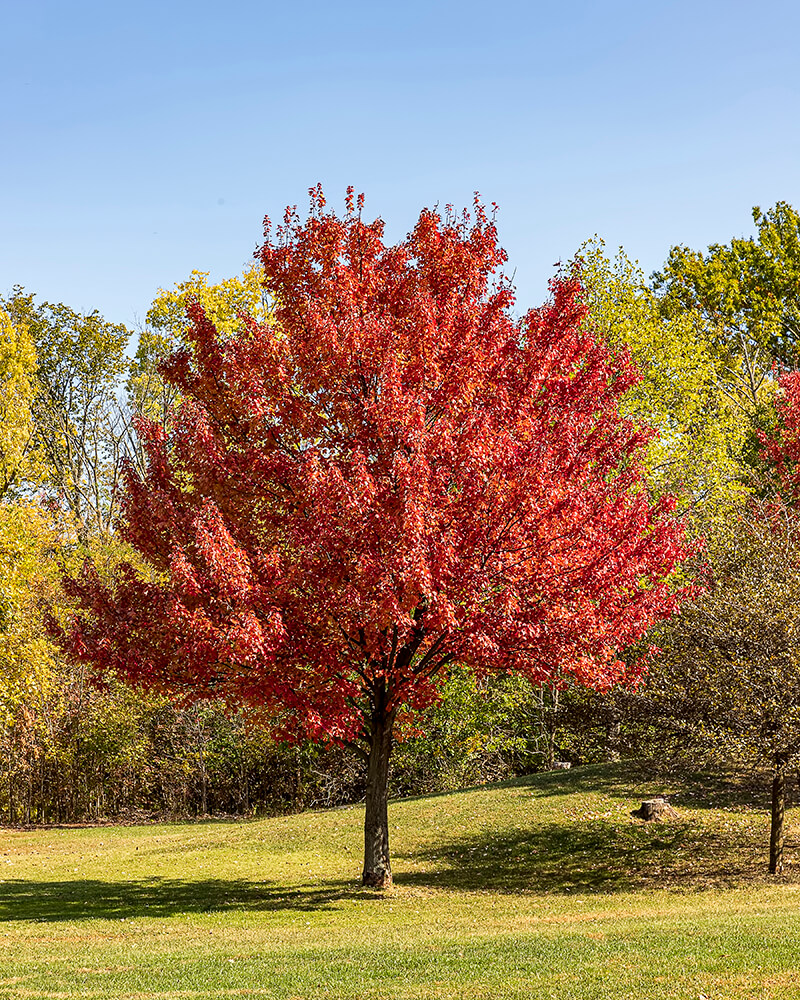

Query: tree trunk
536 684 560 769
770 752 789 875
606 714 622 763
362 695 394 888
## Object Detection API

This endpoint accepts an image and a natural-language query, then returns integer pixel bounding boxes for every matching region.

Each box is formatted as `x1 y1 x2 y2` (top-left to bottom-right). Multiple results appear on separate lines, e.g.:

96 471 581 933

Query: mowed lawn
1 762 799 999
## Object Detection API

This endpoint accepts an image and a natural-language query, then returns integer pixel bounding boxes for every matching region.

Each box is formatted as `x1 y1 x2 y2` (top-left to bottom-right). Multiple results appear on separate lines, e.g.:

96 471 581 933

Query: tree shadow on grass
511 760 778 813
0 876 368 923
395 815 785 895
0 764 788 922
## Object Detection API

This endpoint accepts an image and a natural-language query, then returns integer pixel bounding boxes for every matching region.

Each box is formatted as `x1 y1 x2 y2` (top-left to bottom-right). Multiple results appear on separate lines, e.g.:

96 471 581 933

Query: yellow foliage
577 240 755 516
146 265 269 341
130 266 270 426
0 307 37 497
0 503 71 720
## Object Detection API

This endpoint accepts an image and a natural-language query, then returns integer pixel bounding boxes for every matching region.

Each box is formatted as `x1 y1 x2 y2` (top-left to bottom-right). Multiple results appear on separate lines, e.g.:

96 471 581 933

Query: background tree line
2 202 800 855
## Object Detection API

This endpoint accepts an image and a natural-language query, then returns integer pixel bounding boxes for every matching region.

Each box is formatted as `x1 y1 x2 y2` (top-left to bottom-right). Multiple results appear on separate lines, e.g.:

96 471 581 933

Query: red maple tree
763 371 800 495
64 189 690 886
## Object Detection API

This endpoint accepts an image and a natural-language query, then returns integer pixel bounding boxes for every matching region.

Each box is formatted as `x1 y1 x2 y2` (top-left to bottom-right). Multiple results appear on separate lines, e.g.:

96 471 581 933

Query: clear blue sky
3 0 799 330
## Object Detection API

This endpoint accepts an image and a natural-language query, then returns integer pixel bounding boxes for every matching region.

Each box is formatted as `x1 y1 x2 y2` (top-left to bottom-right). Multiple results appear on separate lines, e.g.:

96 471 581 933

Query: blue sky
2 0 799 330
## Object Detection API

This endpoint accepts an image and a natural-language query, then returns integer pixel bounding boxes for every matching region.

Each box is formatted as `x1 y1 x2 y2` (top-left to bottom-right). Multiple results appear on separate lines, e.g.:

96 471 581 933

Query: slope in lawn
0 761 798 999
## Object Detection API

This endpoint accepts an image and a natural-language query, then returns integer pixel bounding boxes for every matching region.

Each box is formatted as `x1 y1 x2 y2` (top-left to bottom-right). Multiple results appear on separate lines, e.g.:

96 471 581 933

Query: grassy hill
1 760 799 998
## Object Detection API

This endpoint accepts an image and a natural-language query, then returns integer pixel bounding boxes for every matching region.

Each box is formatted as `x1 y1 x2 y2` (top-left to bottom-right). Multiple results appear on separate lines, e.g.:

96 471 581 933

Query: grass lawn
1 760 799 999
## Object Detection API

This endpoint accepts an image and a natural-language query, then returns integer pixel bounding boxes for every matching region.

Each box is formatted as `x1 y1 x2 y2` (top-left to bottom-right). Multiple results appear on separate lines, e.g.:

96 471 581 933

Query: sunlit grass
1 761 799 998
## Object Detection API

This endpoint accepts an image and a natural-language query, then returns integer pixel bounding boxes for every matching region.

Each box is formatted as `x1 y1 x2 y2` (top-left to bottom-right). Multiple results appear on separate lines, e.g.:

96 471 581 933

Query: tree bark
606 714 622 763
362 685 395 888
769 752 789 875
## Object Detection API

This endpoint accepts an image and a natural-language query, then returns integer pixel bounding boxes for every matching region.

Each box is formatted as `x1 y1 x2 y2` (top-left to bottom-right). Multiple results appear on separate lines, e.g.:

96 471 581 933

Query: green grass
1 761 799 998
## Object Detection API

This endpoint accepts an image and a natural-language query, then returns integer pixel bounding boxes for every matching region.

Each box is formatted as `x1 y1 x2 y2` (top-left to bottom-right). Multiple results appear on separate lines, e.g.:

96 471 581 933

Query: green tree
647 493 800 874
1 290 132 541
652 202 800 429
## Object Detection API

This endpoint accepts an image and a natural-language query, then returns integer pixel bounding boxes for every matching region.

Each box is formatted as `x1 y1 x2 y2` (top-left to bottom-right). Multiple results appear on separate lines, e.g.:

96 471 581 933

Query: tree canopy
576 241 749 514
1 289 132 540
654 202 800 374
651 203 800 458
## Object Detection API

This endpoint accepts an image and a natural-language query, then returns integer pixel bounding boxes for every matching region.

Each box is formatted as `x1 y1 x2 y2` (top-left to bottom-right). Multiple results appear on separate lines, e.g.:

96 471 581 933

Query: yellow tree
0 306 37 497
0 306 50 716
0 503 69 720
129 266 269 428
577 240 758 518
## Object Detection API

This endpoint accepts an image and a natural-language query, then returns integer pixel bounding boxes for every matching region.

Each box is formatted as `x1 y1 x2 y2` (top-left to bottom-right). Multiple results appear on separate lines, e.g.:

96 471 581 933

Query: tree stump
631 797 678 821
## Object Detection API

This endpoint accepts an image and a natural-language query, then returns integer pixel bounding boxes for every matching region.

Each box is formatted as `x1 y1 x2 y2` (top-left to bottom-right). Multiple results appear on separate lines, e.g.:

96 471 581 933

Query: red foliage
64 191 690 747
763 371 800 499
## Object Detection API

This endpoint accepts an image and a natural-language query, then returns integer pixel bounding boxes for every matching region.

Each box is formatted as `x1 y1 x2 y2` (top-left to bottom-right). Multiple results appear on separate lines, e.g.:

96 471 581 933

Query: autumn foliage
63 189 690 884
761 371 800 494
